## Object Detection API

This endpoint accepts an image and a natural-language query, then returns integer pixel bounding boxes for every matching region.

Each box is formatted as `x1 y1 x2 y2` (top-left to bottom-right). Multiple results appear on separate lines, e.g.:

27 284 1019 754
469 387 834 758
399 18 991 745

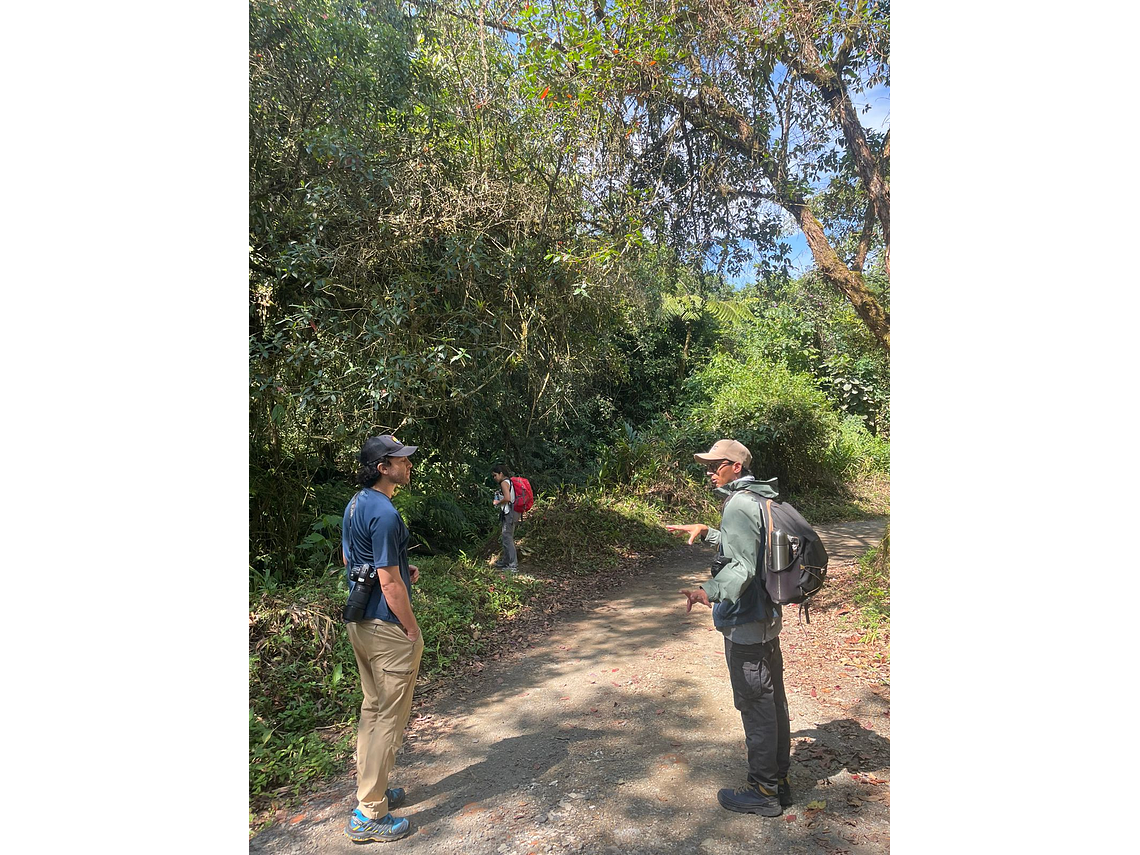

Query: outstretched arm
665 523 708 544
679 587 711 612
668 523 714 611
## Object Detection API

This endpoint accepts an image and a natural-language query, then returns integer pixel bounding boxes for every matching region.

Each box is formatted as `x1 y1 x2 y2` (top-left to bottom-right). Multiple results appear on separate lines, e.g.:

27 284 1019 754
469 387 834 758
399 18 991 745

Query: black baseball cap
360 435 418 465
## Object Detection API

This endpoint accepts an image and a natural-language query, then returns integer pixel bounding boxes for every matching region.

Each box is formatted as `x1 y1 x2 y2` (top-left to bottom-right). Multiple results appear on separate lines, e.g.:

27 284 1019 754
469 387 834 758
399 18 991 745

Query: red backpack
509 476 534 514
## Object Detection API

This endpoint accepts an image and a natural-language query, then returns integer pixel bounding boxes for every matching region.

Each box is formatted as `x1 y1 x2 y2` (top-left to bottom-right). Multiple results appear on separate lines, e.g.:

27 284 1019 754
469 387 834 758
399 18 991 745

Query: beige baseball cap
693 439 752 469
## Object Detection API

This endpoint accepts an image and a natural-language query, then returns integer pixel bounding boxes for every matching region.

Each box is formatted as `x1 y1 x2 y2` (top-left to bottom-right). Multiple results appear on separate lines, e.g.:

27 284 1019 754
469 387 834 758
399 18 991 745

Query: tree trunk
672 84 891 353
786 33 890 259
790 202 890 352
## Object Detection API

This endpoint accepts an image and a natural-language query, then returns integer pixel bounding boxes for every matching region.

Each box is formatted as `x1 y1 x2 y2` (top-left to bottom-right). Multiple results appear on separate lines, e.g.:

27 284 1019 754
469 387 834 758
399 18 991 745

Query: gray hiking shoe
717 783 782 816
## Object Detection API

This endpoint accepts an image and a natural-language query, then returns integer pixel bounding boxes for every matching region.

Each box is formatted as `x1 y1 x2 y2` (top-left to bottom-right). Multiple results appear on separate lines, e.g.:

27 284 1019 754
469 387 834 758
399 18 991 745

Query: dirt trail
251 518 889 855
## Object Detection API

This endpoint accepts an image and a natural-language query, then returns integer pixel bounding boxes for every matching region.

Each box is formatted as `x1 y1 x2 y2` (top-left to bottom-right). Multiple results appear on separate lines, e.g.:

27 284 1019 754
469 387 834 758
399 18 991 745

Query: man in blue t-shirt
340 434 424 844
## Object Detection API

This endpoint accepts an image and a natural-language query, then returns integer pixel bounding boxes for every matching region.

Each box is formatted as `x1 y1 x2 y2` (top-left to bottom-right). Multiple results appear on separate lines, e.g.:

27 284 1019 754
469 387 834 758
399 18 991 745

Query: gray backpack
743 494 829 622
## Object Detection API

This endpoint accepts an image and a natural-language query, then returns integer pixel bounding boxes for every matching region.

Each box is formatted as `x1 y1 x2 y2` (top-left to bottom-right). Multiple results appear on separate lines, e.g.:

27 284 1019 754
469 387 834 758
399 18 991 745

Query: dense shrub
392 491 487 555
518 490 679 572
826 415 891 478
686 355 841 489
249 575 359 802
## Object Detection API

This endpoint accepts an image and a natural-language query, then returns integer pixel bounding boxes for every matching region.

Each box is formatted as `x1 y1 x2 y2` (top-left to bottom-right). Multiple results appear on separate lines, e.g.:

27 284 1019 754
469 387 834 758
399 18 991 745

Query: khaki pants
347 619 424 819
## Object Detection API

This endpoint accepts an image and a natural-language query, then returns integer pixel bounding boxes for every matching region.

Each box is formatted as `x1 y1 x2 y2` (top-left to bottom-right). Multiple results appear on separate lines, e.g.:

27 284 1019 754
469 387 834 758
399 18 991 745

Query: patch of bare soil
250 518 889 855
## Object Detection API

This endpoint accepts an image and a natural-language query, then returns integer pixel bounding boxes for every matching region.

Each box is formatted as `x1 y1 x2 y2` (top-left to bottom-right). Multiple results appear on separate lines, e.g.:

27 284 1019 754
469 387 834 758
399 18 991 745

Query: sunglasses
705 459 734 475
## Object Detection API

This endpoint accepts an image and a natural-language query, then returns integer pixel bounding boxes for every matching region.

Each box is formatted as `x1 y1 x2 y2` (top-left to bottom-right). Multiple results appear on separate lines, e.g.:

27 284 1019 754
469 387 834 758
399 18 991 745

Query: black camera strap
346 490 369 554
342 492 377 622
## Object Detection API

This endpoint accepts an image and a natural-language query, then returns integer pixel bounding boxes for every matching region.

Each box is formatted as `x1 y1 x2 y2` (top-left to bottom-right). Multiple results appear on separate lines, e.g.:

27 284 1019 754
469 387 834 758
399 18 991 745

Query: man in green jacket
666 439 792 817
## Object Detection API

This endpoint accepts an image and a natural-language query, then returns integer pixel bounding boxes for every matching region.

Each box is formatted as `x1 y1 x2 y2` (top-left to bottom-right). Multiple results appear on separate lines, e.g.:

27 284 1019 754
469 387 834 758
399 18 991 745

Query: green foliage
519 490 680 574
249 454 324 589
392 491 483 556
592 420 714 511
249 575 360 803
248 0 709 583
596 421 677 489
826 416 890 479
666 273 889 494
687 355 841 489
296 513 345 572
249 714 353 804
419 560 541 668
749 277 889 436
853 526 891 643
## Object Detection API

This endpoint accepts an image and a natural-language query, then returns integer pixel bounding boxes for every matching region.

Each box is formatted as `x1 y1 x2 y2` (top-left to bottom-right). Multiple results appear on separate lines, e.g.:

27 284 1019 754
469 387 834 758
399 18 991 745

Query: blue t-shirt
341 489 411 623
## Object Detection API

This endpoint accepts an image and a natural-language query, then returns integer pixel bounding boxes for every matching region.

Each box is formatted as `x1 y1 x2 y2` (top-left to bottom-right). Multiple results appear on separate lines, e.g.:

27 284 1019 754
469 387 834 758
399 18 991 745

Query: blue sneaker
385 787 406 809
345 810 410 843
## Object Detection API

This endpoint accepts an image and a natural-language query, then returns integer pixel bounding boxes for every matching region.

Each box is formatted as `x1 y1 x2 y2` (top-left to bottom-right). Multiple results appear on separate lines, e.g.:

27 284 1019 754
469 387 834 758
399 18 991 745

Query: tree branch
852 199 876 273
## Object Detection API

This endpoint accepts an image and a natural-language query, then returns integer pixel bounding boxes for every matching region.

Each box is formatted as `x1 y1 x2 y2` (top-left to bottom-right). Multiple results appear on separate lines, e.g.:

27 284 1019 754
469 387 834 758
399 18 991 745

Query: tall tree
514 0 890 351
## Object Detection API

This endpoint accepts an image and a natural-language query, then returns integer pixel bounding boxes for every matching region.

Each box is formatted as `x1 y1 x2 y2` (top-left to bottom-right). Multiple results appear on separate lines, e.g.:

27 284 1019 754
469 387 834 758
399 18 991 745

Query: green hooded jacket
701 476 780 605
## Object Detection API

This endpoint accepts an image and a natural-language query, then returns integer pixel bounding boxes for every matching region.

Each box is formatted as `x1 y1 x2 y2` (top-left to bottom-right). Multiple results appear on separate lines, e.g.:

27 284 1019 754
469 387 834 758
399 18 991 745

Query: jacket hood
715 475 780 500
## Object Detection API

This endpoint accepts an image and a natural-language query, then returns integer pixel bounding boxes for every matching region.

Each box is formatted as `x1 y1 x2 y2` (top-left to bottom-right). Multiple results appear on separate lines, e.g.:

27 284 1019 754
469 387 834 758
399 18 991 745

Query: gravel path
250 518 889 855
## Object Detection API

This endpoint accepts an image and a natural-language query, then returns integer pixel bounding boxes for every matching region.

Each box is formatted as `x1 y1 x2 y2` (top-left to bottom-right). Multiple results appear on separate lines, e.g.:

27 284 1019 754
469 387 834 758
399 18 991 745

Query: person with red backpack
490 463 532 572
490 463 517 571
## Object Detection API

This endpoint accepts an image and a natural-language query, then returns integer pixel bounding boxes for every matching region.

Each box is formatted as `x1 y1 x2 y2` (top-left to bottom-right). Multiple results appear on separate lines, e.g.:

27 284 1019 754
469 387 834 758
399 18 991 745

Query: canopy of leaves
248 0 889 583
513 0 890 347
250 0 711 578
